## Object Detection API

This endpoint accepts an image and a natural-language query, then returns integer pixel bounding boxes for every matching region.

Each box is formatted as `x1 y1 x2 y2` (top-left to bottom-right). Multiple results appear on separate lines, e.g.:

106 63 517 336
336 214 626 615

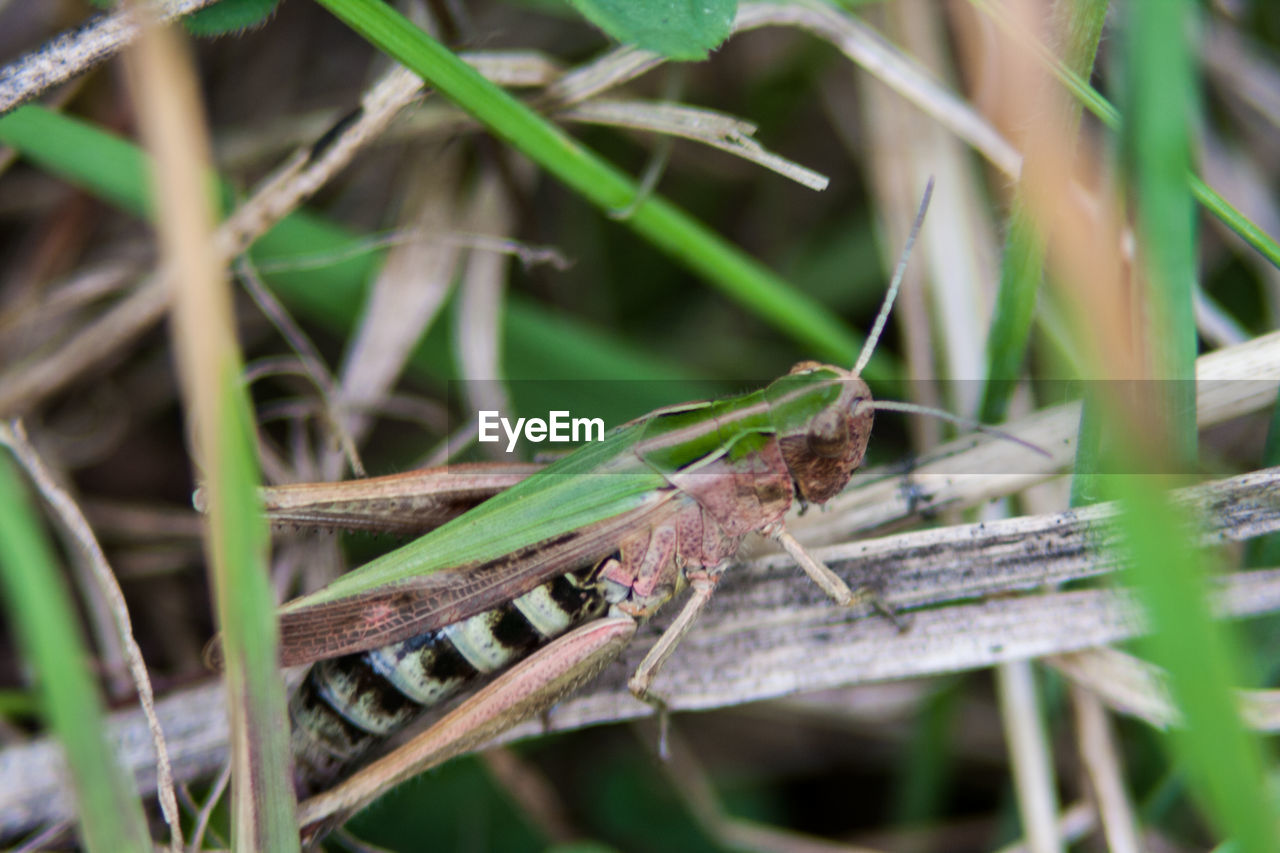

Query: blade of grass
308 0 872 372
1090 0 1277 849
980 198 1047 423
0 450 152 852
979 0 1108 424
1123 0 1197 460
1 421 183 850
1104 478 1275 853
124 17 298 851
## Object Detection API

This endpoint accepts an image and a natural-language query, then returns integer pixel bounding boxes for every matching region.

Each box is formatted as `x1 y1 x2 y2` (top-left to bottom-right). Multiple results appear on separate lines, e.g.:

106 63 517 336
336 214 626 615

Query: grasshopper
210 183 1016 833
275 358 878 788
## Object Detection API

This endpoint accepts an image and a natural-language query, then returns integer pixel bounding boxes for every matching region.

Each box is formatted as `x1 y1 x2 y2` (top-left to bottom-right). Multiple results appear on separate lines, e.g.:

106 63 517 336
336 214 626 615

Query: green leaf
185 0 279 35
0 454 152 852
566 0 736 60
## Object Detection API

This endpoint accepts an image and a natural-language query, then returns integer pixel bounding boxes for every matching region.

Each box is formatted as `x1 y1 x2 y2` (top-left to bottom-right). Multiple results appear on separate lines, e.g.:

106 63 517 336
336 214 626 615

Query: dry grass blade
237 259 366 480
1069 685 1142 853
560 99 830 191
461 51 563 88
3 0 1278 846
190 760 231 853
216 66 426 261
1051 647 1280 734
736 1 1020 176
539 1 1021 178
0 65 427 419
455 166 516 457
778 466 1280 620
0 277 169 417
995 662 1060 853
573 568 1280 721
0 0 1029 424
215 50 562 168
0 0 217 113
994 801 1097 853
1050 648 1179 729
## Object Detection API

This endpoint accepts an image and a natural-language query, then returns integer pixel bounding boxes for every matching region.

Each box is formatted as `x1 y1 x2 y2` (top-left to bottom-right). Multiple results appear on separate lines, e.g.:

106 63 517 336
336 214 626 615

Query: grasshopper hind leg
593 521 719 757
626 571 721 701
626 571 722 758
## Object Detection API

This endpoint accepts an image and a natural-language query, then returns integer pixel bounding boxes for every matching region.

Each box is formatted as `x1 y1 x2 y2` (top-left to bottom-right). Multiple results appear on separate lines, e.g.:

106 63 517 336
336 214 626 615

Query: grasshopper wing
260 462 543 536
271 492 680 666
207 421 677 669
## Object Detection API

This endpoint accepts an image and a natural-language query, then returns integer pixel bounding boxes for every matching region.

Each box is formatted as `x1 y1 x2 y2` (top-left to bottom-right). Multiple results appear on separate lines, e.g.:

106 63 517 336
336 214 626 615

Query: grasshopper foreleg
767 524 864 606
767 524 907 630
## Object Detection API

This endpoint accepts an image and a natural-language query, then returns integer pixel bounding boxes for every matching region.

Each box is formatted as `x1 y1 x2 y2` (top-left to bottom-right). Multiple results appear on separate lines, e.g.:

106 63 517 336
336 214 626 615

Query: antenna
852 177 935 378
869 399 1051 458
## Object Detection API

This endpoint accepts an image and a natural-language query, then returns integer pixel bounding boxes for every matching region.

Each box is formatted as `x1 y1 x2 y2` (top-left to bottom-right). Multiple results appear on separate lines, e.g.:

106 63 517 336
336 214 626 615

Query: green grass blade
310 0 869 371
1106 476 1276 853
206 366 300 851
980 200 1046 422
1067 392 1103 508
1186 174 1280 272
0 105 154 218
979 0 1107 423
1115 0 1277 847
1065 2 1279 847
0 454 152 852
124 19 298 843
1122 0 1198 459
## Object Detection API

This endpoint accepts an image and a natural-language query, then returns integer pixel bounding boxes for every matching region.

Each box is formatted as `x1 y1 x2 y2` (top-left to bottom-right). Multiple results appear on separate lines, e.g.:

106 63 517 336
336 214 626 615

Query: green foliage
206 364 299 851
565 0 736 59
184 0 280 35
0 455 152 852
1077 0 1279 848
88 0 279 34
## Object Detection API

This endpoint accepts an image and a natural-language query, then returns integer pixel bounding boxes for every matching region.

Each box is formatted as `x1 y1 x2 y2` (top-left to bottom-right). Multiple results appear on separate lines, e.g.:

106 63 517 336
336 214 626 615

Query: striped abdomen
290 569 607 789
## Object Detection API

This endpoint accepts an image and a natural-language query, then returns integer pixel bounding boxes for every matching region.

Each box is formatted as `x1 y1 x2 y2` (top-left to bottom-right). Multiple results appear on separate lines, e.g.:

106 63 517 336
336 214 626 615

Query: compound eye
806 409 846 458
